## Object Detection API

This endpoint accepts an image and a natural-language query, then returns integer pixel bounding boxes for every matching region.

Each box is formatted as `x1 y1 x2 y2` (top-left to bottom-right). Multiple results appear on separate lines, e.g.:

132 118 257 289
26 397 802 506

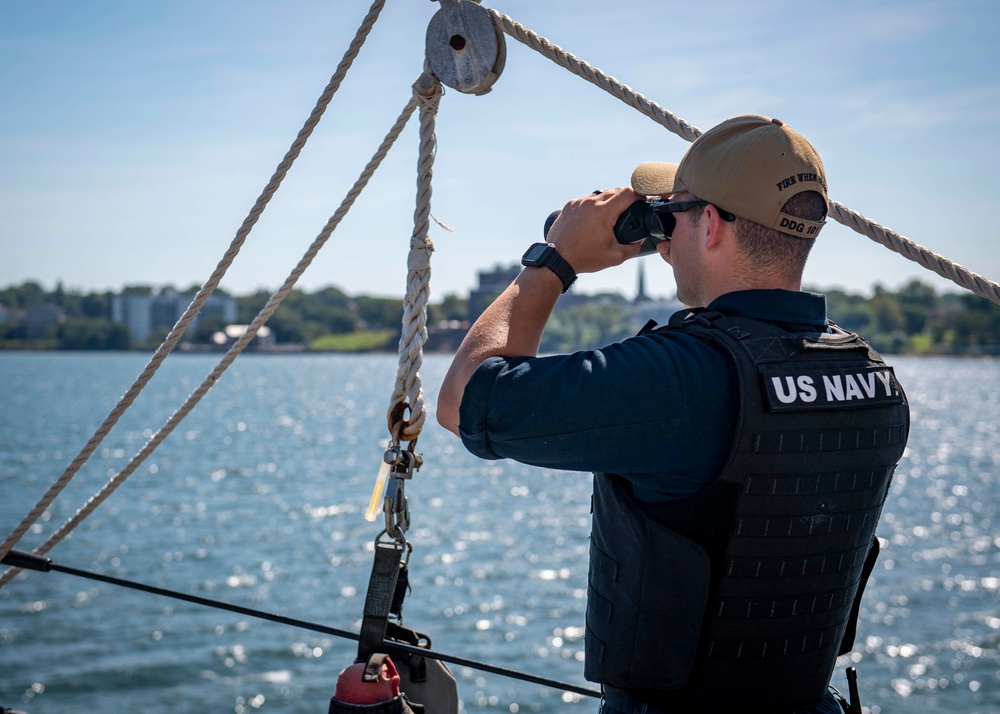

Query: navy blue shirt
459 289 829 503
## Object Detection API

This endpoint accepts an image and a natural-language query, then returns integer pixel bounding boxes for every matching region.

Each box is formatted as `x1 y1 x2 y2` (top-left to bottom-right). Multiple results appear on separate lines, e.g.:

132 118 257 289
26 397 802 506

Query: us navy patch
760 366 904 411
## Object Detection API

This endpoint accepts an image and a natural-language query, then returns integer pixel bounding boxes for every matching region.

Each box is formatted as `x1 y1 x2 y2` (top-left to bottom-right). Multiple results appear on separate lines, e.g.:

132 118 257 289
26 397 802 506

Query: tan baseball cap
631 161 678 197
635 114 828 238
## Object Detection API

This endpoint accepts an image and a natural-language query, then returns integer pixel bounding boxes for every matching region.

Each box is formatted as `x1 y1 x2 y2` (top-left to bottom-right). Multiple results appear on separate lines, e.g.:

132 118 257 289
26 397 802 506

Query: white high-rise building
112 289 237 342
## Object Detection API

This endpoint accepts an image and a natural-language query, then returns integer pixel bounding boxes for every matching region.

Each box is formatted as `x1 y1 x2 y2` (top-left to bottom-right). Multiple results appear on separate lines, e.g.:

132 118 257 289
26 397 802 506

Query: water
0 352 997 713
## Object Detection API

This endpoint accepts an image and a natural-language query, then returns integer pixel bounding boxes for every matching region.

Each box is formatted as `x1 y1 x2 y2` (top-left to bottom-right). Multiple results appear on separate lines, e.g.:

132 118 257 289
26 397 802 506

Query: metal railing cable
489 7 1000 306
0 0 389 574
0 84 419 588
1 549 601 698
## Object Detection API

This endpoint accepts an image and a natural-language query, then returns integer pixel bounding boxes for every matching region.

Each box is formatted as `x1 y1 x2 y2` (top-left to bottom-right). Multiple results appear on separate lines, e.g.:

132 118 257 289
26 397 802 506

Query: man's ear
703 205 731 251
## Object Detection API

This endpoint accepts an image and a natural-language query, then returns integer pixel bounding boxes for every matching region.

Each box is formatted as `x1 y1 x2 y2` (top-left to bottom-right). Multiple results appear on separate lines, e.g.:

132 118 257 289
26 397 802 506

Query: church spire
635 261 648 302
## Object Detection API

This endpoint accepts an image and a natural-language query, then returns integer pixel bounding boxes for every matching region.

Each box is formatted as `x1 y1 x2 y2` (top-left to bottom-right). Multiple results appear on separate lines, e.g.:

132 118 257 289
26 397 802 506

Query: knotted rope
489 8 1000 307
388 72 443 445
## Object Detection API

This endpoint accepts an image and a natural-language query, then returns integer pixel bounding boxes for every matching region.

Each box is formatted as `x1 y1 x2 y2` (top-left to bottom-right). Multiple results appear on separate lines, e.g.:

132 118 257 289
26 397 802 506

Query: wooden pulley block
425 0 506 95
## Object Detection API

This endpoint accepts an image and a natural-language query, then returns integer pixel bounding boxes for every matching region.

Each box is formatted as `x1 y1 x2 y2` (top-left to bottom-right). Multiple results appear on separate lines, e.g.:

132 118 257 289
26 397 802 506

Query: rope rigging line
0 0 390 572
1 549 601 699
488 8 702 144
828 201 1000 306
0 85 422 589
488 7 1000 306
389 71 443 445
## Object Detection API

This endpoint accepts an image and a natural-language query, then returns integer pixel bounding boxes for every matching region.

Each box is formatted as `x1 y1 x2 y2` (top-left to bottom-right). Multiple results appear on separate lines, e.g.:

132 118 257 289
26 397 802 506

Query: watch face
523 243 550 263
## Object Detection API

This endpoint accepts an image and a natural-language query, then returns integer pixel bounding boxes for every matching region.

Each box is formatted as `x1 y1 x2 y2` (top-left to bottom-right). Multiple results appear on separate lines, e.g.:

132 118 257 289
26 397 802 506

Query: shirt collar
705 289 828 328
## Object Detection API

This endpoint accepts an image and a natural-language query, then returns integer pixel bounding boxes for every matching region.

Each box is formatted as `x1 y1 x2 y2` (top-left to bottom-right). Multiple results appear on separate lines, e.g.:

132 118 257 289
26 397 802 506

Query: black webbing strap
357 541 404 661
363 652 391 682
390 560 409 620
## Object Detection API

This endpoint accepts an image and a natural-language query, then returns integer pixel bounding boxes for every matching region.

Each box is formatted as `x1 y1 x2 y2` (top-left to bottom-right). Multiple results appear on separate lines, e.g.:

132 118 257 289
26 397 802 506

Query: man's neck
699 274 801 307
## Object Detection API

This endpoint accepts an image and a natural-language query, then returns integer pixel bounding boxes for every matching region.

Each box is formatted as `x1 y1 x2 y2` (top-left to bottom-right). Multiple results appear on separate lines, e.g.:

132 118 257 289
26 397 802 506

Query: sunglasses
633 199 736 246
649 199 736 222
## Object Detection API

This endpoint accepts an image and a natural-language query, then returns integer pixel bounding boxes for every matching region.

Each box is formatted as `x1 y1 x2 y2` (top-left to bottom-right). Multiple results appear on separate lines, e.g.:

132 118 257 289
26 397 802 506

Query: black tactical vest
585 310 909 713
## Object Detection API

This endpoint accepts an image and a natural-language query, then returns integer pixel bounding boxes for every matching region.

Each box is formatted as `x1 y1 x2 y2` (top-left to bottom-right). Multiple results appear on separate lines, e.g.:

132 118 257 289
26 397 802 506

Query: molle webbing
675 313 906 711
586 311 908 713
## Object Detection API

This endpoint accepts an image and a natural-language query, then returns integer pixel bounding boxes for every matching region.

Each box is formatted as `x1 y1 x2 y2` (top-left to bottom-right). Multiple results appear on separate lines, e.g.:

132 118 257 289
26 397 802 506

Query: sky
2 0 999 302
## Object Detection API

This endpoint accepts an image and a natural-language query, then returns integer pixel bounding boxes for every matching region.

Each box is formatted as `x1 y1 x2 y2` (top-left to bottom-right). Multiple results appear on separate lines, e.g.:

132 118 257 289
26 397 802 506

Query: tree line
0 282 466 351
821 281 1000 355
0 279 998 355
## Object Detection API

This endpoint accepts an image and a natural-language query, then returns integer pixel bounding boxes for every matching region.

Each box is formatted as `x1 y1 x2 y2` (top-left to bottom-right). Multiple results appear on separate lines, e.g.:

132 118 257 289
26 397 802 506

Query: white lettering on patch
772 376 797 404
874 370 893 396
767 368 900 409
844 375 865 400
797 375 817 402
771 375 819 404
823 375 844 401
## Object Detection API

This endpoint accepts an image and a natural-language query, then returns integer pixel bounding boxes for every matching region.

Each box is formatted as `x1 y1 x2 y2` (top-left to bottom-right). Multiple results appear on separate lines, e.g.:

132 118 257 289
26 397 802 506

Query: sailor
437 114 910 713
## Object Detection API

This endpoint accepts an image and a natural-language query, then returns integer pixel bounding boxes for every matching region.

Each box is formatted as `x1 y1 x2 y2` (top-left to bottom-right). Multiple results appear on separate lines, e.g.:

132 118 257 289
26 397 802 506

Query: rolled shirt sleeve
457 330 738 500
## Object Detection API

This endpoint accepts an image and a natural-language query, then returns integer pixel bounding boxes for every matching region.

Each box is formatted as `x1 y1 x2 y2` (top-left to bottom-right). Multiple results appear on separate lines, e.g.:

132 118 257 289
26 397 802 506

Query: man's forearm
436 267 563 435
436 187 642 436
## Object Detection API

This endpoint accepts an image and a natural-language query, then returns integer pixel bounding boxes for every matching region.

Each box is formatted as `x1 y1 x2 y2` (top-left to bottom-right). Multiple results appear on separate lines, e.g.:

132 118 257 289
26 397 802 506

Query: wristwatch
521 242 576 293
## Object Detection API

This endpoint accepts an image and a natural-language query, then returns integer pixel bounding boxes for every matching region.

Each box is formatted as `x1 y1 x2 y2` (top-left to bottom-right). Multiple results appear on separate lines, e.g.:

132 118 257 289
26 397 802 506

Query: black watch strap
521 242 576 293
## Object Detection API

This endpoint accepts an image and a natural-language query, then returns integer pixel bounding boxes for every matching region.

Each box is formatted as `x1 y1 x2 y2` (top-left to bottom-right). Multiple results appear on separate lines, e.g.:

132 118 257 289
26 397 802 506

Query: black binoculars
543 199 676 256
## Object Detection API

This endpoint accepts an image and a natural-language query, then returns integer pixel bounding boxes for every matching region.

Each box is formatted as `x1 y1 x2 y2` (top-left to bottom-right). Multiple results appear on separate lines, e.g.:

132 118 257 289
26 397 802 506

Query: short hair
730 190 826 279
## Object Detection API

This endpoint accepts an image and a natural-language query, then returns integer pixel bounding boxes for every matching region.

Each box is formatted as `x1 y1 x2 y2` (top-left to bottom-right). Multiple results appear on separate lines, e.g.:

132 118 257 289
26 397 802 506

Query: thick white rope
388 72 442 444
0 89 418 588
828 201 1000 305
488 9 702 143
490 8 1000 307
0 0 389 575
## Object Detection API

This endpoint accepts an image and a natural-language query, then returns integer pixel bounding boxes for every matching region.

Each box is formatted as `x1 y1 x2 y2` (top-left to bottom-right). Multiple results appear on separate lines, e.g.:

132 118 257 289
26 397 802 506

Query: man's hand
544 187 644 274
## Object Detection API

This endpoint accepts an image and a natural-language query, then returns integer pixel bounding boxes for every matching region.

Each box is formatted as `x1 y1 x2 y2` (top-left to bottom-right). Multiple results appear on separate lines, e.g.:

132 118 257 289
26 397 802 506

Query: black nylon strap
390 562 409 620
357 542 403 661
363 653 390 682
